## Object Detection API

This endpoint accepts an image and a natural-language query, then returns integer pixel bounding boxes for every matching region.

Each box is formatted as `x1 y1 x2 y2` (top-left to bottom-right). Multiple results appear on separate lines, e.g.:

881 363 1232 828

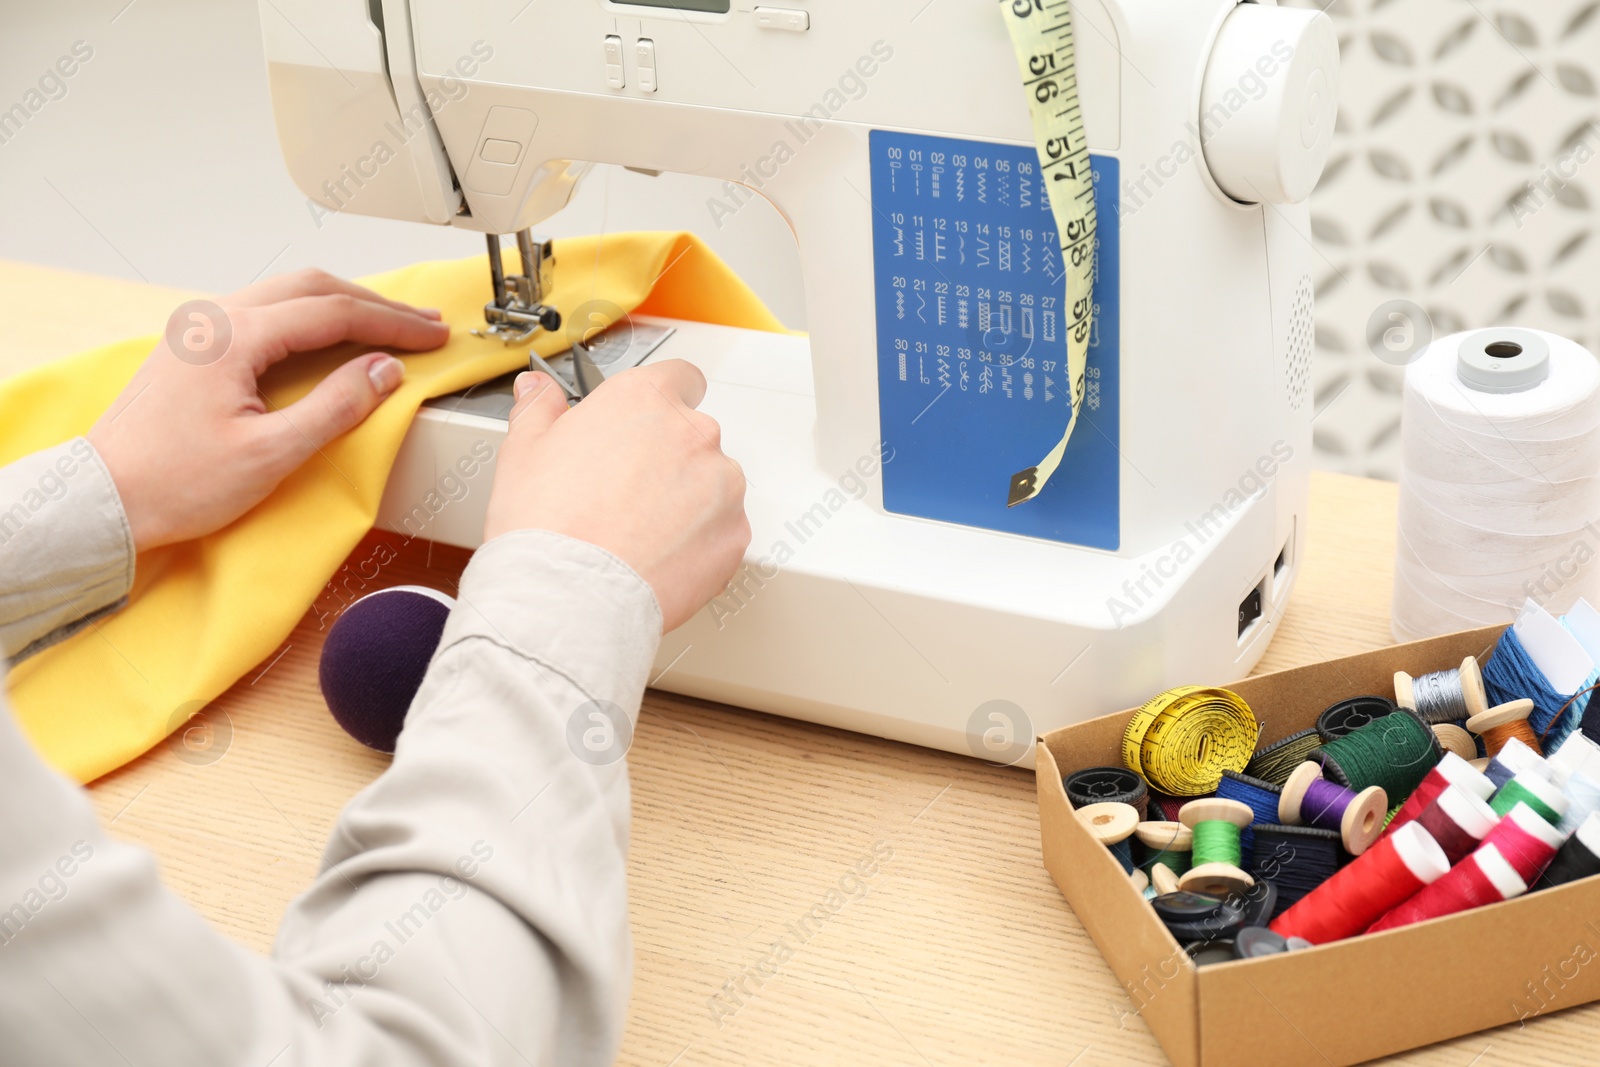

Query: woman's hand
484 362 750 632
88 269 450 551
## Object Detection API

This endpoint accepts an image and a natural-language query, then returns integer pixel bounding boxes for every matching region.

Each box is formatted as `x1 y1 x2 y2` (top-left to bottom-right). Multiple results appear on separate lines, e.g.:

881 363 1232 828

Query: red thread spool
1480 802 1565 883
1382 751 1495 840
1414 784 1498 865
1270 821 1450 944
1367 844 1527 933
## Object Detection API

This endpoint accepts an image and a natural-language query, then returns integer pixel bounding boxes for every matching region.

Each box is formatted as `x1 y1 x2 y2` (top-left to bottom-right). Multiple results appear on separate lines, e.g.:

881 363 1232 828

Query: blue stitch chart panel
868 130 1120 550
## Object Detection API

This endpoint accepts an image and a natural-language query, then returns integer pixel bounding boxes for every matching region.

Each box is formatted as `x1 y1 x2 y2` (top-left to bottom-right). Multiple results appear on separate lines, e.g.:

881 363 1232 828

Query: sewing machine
261 0 1338 765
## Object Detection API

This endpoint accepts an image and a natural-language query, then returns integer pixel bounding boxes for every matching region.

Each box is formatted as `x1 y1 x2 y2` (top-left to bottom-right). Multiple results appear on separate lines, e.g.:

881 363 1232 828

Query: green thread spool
1316 710 1440 806
1133 820 1192 877
1245 728 1323 786
1491 777 1563 824
1191 821 1243 867
1138 844 1191 876
1178 798 1255 897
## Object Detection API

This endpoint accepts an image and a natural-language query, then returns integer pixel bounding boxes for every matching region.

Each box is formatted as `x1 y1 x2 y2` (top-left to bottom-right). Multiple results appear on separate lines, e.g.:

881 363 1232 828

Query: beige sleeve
0 529 660 1066
0 438 135 662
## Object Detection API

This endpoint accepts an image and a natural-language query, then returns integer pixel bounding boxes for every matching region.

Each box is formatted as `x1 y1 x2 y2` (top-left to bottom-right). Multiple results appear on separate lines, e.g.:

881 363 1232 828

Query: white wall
0 0 808 326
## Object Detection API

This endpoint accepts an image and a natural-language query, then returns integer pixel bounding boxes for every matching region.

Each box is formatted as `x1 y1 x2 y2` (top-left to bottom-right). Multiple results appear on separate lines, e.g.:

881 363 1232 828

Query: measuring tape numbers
998 0 1099 507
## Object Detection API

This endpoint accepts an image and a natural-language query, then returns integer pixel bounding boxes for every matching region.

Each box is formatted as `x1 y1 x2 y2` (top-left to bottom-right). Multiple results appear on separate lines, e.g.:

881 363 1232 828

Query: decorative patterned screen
1283 0 1599 479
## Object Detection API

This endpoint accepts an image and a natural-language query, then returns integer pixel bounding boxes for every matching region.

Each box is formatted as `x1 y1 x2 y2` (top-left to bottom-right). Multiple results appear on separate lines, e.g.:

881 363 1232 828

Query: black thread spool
1063 766 1149 819
1316 695 1397 742
1537 813 1600 891
1248 823 1343 918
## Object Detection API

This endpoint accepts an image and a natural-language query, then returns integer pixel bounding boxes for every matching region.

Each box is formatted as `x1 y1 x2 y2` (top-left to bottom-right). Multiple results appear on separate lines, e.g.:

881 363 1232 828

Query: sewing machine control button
754 7 809 31
636 39 657 93
603 34 625 89
479 138 522 165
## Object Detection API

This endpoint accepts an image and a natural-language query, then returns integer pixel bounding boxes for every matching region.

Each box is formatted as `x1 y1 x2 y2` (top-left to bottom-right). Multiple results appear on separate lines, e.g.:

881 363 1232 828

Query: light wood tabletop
4 259 1594 1066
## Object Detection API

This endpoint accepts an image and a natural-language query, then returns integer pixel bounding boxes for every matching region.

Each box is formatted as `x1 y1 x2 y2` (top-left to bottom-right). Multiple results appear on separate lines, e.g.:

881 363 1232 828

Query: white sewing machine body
262 0 1336 763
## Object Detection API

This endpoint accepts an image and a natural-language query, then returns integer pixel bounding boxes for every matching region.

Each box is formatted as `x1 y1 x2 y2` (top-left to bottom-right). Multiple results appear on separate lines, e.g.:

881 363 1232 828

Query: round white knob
1198 3 1340 204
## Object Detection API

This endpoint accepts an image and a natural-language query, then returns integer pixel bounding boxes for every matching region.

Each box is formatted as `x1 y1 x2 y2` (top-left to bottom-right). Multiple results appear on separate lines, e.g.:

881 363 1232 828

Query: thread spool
1466 698 1541 759
1151 862 1183 895
1316 710 1441 806
1244 727 1323 786
1483 625 1600 750
1316 695 1398 742
1185 940 1237 967
1382 750 1497 840
1394 658 1489 725
1233 926 1291 959
1432 723 1478 761
1481 801 1566 883
1130 868 1150 893
1076 801 1140 873
1366 843 1527 934
1121 686 1257 796
1270 821 1450 944
1280 762 1386 855
1177 798 1255 897
1559 772 1600 836
1585 699 1600 748
1415 783 1498 865
1550 731 1600 785
1491 773 1570 825
1134 821 1193 876
1215 770 1282 861
1250 824 1342 918
1064 766 1150 819
1537 811 1600 890
1150 792 1188 822
1482 736 1555 791
1391 328 1600 643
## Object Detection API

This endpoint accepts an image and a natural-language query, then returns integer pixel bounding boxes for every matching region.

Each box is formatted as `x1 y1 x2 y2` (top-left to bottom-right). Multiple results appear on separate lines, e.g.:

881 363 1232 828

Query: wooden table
5 259 1593 1066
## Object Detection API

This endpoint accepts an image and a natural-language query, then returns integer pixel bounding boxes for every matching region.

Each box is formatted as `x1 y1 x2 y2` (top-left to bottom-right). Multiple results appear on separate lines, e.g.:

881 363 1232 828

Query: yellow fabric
0 232 784 783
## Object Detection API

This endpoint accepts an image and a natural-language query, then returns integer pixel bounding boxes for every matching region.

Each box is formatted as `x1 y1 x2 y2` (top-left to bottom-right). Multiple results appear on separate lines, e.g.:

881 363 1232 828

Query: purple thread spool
1280 761 1388 856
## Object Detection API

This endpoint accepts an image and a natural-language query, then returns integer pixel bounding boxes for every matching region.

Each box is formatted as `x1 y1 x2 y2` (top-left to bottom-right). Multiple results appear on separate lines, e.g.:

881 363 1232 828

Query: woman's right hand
482 360 750 632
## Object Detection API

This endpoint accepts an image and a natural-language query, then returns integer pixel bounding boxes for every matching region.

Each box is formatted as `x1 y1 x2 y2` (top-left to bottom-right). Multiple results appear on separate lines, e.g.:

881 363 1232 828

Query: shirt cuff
0 439 136 662
435 529 664 715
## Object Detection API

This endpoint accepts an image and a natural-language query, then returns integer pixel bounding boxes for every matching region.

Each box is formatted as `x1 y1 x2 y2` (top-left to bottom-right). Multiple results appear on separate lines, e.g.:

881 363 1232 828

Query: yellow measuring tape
1122 686 1259 796
999 0 1099 507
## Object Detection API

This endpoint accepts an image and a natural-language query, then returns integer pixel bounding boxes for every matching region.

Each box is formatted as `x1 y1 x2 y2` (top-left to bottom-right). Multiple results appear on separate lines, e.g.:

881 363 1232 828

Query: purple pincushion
319 585 455 752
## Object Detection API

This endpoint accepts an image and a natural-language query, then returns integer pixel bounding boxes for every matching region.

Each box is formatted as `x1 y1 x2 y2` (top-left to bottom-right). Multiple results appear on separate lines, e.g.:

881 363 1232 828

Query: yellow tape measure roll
1122 686 1258 796
998 0 1098 507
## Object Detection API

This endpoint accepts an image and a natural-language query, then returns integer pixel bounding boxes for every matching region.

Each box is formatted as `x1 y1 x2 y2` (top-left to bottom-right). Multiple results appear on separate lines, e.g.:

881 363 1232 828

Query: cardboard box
1038 625 1600 1066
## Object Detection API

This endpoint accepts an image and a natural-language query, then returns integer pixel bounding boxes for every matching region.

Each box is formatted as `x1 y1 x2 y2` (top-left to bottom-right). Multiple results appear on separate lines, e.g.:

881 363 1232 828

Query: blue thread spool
1217 770 1281 864
1483 630 1597 750
1076 802 1140 876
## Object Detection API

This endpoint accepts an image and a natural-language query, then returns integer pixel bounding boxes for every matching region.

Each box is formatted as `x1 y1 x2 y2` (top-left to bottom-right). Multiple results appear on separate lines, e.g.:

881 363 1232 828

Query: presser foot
473 230 561 346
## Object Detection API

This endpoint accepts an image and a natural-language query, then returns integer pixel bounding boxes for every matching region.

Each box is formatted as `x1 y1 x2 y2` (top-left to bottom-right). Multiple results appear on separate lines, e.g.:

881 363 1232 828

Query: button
636 38 657 93
603 34 625 89
463 106 538 197
479 138 522 165
754 6 809 31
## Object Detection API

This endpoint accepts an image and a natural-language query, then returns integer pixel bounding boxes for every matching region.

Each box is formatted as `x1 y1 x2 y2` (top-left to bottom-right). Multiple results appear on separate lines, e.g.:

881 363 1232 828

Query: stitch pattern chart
869 130 1120 549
